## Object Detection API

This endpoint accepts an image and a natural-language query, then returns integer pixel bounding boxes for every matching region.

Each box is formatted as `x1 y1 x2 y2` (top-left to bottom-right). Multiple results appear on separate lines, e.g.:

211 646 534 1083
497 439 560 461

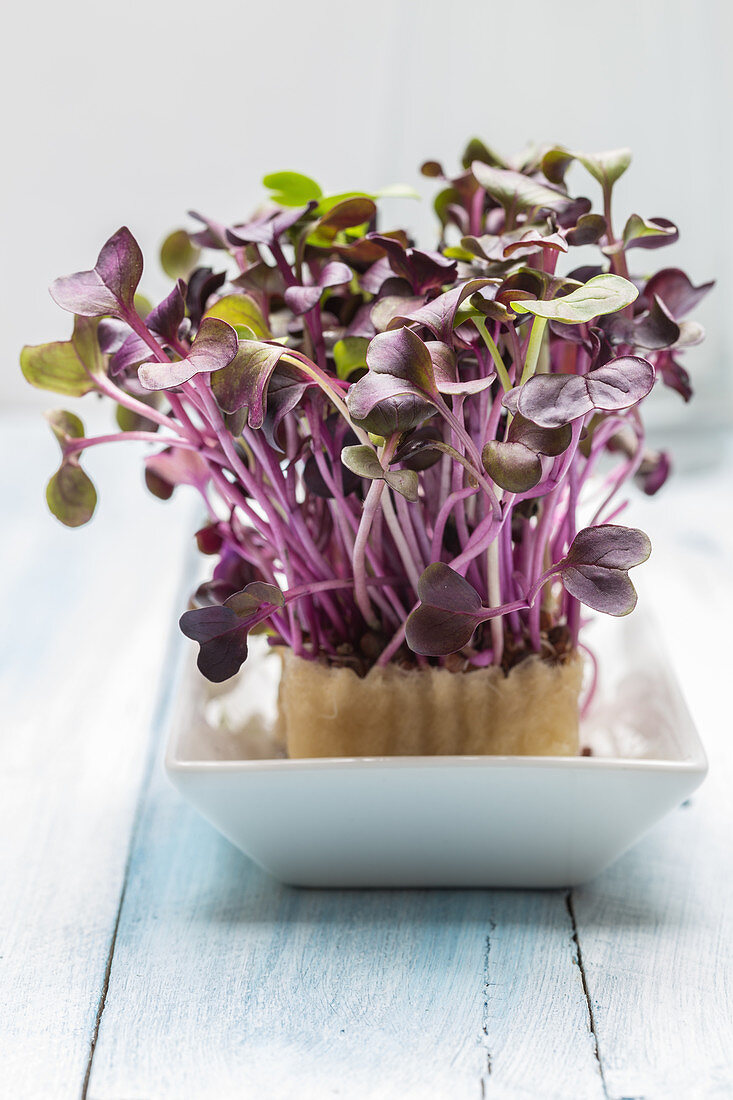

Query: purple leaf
556 524 651 616
366 234 456 293
347 372 435 435
226 203 318 247
385 278 497 343
518 355 655 428
283 261 352 316
144 446 211 500
426 340 495 396
507 413 572 456
405 563 483 655
50 227 143 319
642 268 714 319
210 340 290 429
366 327 436 392
180 581 285 682
138 317 238 390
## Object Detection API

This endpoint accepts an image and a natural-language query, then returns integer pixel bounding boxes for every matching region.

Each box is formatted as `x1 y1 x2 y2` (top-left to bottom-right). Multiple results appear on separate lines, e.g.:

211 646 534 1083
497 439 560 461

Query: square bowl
165 612 707 888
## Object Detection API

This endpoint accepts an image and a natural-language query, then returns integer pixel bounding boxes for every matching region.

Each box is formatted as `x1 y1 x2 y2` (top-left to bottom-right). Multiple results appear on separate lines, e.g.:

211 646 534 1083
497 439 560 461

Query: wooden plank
0 414 196 1099
572 470 733 1099
88 730 604 1099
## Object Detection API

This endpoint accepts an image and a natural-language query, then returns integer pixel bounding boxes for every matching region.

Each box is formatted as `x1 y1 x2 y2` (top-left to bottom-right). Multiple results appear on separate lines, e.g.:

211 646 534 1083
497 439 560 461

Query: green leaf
160 229 201 280
374 183 421 200
540 147 575 186
46 462 97 527
262 170 323 207
203 294 271 338
575 148 632 191
471 162 568 211
20 316 103 397
341 444 419 502
622 214 677 247
332 337 369 380
512 274 638 324
45 409 85 446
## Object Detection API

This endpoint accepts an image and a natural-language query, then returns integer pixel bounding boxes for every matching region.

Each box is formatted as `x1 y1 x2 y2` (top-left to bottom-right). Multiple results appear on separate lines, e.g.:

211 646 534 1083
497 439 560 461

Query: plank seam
479 919 496 1096
565 889 610 1100
79 539 197 1100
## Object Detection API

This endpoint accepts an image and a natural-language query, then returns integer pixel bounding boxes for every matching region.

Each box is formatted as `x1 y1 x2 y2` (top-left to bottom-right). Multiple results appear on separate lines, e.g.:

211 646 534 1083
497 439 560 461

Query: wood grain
572 477 733 1100
87 742 604 1099
0 415 196 1099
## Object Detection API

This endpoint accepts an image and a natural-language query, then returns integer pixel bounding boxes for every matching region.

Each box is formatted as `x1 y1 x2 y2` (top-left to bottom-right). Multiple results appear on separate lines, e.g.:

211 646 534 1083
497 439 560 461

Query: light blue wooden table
2 414 732 1099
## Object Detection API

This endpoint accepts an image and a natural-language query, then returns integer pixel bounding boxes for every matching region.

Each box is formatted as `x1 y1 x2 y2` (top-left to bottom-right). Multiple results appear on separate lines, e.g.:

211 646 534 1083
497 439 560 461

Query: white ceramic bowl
165 613 707 888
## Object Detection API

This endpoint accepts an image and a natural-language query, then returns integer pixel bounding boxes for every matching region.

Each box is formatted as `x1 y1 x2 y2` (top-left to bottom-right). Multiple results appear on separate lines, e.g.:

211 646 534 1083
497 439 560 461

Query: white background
3 0 732 438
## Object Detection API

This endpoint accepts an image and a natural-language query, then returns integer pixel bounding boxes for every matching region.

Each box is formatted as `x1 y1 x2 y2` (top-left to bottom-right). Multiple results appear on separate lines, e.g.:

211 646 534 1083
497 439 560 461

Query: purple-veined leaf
517 355 655 428
138 317 238 390
384 278 497 342
210 339 290 428
110 281 188 377
507 413 572 456
426 341 495 395
366 327 436 392
50 227 143 319
555 524 651 616
366 233 456 293
226 202 318 247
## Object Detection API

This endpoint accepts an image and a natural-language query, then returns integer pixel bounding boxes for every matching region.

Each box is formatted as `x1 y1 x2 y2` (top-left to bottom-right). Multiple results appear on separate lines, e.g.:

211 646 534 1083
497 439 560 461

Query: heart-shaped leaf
21 315 104 396
138 317 238 390
366 327 437 392
341 444 419 502
512 274 638 324
556 524 651 616
405 563 484 655
50 227 143 319
426 341 495 396
517 355 655 428
180 581 285 682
